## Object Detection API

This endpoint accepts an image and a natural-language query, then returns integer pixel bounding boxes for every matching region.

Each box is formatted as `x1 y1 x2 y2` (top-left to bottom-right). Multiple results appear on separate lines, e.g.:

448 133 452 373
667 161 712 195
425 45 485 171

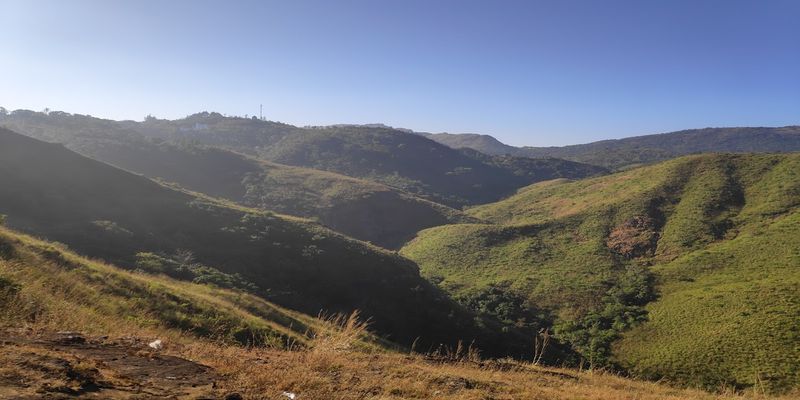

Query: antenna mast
260 104 263 120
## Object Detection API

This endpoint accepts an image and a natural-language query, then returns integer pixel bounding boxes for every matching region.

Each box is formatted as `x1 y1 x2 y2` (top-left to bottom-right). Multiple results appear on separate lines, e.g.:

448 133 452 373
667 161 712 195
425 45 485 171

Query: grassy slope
1 111 470 248
0 127 523 354
0 226 336 348
0 227 762 400
401 153 800 392
615 212 800 391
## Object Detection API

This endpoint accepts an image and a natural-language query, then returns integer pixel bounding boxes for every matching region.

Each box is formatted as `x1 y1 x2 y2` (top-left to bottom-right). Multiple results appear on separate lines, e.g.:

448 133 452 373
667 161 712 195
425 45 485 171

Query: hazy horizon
3 105 799 149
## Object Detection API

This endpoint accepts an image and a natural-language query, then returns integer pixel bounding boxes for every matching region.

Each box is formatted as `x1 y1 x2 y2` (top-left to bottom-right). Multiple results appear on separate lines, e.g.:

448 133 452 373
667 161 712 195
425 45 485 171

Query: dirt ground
0 330 225 399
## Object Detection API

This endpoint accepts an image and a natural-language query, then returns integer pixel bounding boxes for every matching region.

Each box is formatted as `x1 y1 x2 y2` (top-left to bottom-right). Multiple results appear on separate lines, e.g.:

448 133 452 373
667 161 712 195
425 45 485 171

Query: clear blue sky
2 0 798 146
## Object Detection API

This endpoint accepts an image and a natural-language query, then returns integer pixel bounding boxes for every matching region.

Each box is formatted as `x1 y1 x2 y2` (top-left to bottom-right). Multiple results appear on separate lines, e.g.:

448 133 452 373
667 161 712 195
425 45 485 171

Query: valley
1 110 798 397
3 2 797 398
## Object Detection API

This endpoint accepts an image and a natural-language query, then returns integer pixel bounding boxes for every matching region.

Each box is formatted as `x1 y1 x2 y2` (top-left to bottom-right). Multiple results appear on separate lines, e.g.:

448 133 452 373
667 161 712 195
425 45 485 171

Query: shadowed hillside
112 111 606 207
401 153 800 392
1 110 474 248
0 225 354 349
0 127 527 354
254 125 607 207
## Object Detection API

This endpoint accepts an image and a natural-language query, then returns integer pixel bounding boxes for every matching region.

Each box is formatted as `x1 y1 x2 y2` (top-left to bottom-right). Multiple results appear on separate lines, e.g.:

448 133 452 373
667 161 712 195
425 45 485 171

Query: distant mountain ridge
418 126 800 169
415 131 518 155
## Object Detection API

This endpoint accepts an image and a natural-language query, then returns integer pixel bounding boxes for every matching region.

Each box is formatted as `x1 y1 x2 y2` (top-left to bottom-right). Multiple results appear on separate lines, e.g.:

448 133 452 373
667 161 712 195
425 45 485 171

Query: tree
173 249 196 268
134 252 170 273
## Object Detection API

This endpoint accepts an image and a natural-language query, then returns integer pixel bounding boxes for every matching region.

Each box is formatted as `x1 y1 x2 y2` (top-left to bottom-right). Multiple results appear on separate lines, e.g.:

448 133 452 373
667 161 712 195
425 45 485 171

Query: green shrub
135 251 258 292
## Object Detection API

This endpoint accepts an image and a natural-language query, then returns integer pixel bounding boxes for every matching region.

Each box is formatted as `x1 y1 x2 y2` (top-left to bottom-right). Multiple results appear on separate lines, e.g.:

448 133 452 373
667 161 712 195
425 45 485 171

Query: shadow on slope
0 127 527 357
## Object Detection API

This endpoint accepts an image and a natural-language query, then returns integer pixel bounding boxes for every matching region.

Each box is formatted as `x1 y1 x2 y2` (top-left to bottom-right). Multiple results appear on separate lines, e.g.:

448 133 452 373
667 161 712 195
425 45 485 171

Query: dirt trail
0 330 223 399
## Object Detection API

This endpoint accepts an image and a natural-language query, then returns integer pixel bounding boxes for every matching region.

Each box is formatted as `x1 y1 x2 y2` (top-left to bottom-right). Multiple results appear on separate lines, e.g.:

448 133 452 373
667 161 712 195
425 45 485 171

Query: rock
148 339 163 350
55 332 86 345
224 393 243 400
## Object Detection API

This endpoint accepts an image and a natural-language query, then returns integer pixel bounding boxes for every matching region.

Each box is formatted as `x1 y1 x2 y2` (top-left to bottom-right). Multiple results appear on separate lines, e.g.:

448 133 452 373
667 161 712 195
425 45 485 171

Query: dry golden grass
2 301 796 399
175 319 797 400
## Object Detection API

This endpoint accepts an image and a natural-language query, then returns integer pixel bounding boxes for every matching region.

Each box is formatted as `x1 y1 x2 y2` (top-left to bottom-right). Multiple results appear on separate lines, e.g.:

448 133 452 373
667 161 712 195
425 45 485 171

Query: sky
1 0 798 146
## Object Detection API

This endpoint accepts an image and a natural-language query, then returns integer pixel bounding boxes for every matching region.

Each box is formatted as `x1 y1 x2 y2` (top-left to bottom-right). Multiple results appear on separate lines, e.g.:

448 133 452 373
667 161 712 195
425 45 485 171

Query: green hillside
401 153 800 392
1 110 472 248
0 127 526 355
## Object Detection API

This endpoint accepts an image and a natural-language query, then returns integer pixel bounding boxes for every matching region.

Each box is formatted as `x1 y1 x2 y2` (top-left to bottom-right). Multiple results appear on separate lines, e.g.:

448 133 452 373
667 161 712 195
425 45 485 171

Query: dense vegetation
402 153 800 392
0 127 526 354
422 126 800 169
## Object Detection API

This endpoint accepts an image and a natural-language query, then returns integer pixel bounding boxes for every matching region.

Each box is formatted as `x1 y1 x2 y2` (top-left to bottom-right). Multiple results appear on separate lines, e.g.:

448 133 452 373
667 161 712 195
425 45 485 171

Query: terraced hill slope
401 153 800 392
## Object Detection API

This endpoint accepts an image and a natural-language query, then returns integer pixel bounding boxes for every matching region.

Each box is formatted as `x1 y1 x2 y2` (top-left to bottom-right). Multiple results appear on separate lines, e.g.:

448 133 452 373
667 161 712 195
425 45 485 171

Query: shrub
135 251 258 292
0 237 15 260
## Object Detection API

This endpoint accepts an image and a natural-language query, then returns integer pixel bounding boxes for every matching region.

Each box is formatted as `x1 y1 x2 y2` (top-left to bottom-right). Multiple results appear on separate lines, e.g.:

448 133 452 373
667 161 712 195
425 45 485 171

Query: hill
421 126 800 169
401 153 800 392
0 225 350 349
0 110 473 248
253 125 606 207
518 126 800 169
0 127 526 354
415 131 518 155
121 112 607 207
0 227 754 399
